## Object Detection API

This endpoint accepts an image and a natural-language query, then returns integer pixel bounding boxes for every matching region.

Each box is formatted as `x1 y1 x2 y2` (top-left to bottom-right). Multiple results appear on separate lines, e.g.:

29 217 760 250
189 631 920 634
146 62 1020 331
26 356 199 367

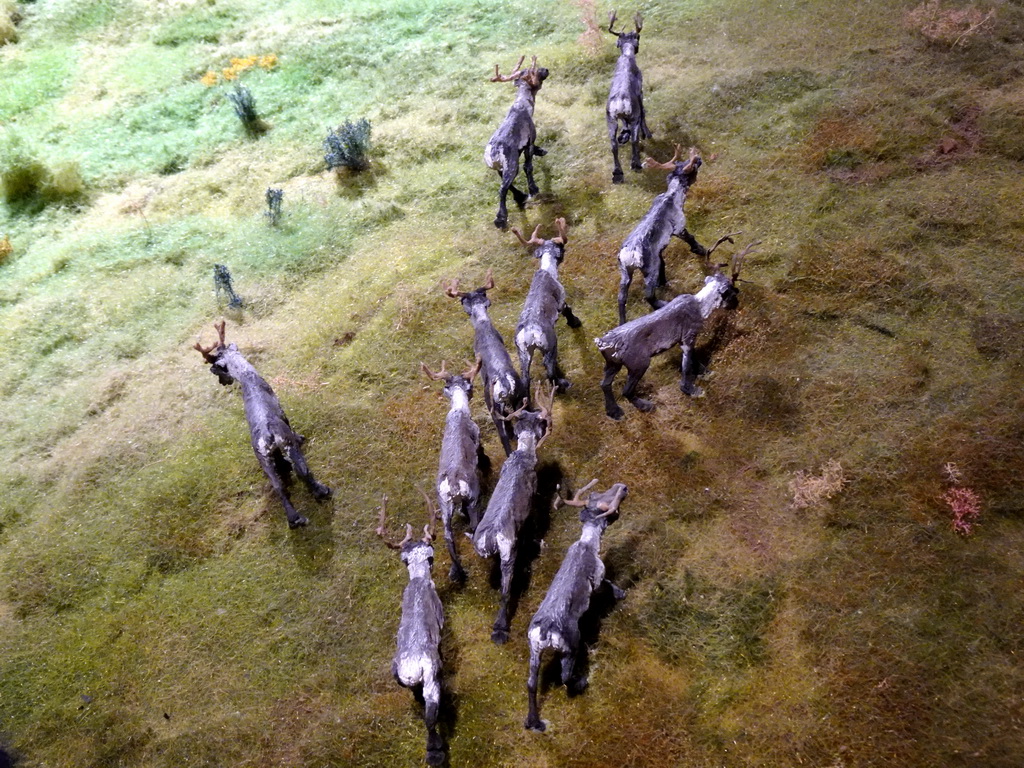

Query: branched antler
376 494 414 550
642 144 683 170
704 231 742 263
553 479 599 509
512 224 545 249
421 361 450 381
491 55 526 82
608 9 621 36
193 319 227 362
552 217 568 245
731 241 761 282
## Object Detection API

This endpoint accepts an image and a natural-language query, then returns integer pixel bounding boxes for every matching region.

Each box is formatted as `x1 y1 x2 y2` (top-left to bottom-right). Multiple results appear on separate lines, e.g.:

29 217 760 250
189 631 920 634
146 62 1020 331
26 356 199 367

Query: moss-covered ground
2 0 1024 765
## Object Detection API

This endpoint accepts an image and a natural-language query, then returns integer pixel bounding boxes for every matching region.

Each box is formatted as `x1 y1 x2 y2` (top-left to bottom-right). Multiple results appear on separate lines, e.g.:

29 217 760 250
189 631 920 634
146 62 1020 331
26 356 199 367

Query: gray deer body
378 509 446 767
598 244 756 419
513 219 582 395
194 321 330 527
617 148 713 324
445 272 526 456
525 482 628 732
422 361 486 583
473 402 552 644
606 11 651 183
484 56 550 229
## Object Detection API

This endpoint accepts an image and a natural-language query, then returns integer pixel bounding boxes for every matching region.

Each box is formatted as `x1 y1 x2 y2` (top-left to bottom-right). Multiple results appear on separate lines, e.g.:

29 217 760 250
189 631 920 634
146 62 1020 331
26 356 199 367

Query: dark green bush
323 119 372 172
227 84 267 137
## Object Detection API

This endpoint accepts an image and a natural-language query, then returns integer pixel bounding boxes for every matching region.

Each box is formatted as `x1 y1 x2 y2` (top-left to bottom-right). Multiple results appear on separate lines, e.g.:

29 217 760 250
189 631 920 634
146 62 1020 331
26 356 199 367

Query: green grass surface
2 0 1024 765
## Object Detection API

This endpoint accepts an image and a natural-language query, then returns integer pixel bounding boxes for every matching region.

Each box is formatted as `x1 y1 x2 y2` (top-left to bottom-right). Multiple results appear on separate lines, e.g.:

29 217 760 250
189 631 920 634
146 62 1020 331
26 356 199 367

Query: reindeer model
511 218 583 396
473 388 555 644
616 146 737 324
525 480 628 732
421 358 487 584
194 320 331 527
444 270 526 456
597 242 759 419
377 496 446 766
484 55 550 229
606 10 652 183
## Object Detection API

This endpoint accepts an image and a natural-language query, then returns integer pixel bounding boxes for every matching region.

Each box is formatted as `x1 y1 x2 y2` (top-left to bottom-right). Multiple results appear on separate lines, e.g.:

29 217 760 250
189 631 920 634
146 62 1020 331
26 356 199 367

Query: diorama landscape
2 0 1023 765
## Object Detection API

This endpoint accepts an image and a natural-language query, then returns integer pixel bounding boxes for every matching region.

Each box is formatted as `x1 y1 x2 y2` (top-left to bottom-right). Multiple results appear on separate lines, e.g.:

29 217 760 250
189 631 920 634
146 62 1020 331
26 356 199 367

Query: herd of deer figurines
192 12 760 765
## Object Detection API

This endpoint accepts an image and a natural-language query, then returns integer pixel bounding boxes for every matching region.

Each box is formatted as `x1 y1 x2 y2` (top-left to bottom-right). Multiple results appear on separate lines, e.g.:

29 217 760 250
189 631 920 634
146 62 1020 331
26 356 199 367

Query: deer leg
608 113 624 184
476 443 491 478
542 333 570 392
617 266 634 325
657 250 668 287
630 120 643 172
439 494 466 584
679 228 709 258
600 359 625 420
524 642 546 730
256 451 307 528
566 642 589 694
603 578 627 600
495 164 521 229
517 343 533 399
622 363 654 412
423 674 445 766
644 271 667 312
491 407 515 456
680 341 703 397
492 554 515 644
561 303 582 329
285 444 331 501
523 147 540 197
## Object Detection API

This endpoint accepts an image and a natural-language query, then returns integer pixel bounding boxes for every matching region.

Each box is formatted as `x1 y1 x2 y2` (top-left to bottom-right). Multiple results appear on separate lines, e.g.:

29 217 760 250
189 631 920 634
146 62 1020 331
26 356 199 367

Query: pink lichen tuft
943 486 982 536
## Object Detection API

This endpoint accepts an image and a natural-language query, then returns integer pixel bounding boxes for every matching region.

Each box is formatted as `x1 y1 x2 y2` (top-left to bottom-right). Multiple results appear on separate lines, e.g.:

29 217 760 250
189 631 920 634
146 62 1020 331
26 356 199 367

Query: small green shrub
324 119 372 172
214 264 243 309
0 133 84 205
0 0 20 46
265 187 283 226
227 84 268 137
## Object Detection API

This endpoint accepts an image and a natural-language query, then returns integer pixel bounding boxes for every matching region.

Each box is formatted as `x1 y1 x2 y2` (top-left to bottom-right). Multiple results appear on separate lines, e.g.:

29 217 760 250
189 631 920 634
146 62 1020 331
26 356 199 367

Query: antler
376 495 414 550
512 224 545 249
496 397 531 422
552 217 568 246
416 485 438 543
481 268 495 292
594 484 629 517
704 231 742 263
731 241 761 282
421 360 450 381
193 319 226 363
535 382 556 448
443 278 468 299
608 9 621 36
462 355 483 382
491 55 526 82
642 144 682 170
634 11 643 32
553 479 599 509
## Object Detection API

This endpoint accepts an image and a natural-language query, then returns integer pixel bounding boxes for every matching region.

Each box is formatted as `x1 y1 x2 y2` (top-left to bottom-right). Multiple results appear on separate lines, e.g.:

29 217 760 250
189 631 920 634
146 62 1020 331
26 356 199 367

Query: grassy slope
2 0 1024 765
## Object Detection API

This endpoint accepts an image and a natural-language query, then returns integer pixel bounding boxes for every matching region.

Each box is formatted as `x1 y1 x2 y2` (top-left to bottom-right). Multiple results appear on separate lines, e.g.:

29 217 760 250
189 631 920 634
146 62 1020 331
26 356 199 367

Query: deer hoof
606 405 625 420
568 676 589 695
288 515 309 529
491 628 510 645
448 564 467 584
566 316 583 329
313 484 332 501
631 162 643 172
612 172 624 184
494 216 508 230
681 383 704 398
631 397 654 412
524 716 547 732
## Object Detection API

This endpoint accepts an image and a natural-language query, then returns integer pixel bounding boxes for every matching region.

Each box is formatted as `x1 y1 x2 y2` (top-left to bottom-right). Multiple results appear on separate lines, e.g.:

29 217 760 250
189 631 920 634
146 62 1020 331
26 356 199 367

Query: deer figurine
193 320 330 527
